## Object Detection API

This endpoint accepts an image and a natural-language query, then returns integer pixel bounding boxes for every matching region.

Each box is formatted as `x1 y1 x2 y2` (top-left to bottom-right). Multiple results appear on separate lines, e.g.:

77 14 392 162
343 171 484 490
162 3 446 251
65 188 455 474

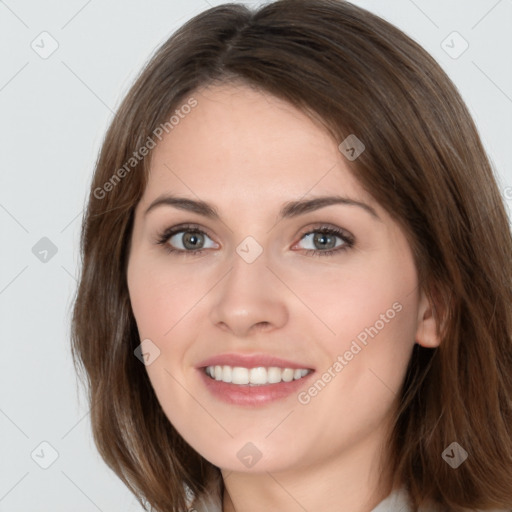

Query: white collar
186 478 417 512
186 474 509 511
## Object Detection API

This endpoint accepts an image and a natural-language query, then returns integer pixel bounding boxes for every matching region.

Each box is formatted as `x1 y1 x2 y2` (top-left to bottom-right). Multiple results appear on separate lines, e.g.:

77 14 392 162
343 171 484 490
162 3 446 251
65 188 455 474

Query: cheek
291 260 419 446
126 258 206 422
290 247 420 409
127 254 206 340
320 248 420 400
126 254 215 405
339 268 418 349
286 247 419 347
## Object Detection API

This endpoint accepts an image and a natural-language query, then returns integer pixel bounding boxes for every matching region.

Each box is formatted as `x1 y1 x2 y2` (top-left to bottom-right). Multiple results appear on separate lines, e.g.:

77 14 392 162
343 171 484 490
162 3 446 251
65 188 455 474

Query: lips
195 352 316 406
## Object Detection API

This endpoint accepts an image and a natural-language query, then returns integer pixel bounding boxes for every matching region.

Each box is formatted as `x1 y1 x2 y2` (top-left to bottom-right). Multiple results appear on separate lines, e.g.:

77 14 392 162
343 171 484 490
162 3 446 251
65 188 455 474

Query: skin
126 82 440 512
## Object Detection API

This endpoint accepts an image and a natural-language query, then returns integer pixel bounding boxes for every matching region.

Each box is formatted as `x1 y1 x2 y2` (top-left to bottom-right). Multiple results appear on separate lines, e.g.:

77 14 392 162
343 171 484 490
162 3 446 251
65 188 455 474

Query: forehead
140 83 374 214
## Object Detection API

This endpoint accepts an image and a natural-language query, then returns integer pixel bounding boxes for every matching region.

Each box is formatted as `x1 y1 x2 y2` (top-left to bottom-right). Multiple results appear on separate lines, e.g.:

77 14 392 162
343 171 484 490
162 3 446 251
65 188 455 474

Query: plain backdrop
1 0 511 510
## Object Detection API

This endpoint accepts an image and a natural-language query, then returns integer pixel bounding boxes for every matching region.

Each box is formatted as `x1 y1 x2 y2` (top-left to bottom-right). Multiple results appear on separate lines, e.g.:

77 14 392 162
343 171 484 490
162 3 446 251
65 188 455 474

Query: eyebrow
144 194 380 221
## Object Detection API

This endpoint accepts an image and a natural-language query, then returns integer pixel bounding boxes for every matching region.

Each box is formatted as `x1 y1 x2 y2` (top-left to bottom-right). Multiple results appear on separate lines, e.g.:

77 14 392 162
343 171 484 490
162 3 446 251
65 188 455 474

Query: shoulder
371 487 511 512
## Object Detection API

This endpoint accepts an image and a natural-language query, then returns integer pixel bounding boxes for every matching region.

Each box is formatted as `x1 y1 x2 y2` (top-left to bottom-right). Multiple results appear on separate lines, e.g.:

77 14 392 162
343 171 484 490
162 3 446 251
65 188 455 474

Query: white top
185 474 509 511
185 477 437 512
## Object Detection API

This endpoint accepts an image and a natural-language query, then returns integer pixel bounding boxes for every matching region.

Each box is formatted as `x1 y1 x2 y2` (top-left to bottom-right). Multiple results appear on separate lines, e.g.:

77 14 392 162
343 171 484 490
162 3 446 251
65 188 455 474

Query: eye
293 225 355 256
155 224 218 256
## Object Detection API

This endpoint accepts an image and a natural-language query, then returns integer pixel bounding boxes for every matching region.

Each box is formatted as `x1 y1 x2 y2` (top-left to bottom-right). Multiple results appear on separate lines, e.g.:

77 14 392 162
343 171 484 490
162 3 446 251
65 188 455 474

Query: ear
415 288 442 348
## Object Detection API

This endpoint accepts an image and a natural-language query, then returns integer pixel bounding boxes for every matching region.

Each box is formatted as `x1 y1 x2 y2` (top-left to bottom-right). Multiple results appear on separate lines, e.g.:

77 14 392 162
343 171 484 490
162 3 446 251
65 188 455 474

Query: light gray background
1 1 511 510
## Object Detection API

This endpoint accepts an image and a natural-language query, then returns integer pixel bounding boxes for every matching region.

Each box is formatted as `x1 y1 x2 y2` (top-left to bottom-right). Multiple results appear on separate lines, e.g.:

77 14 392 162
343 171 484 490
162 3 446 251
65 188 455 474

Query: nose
208 247 288 338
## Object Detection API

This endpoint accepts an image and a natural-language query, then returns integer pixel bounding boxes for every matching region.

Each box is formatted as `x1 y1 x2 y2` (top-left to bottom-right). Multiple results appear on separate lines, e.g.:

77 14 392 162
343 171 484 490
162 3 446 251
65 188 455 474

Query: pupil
315 232 335 249
184 232 203 249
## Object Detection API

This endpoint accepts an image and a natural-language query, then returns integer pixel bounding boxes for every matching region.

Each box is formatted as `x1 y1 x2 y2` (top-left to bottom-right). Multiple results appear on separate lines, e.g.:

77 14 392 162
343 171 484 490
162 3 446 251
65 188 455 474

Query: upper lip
196 353 315 370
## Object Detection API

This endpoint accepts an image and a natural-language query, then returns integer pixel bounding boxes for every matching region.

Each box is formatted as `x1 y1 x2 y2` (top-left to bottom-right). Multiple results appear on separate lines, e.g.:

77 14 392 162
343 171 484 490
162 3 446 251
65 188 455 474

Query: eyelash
154 223 355 257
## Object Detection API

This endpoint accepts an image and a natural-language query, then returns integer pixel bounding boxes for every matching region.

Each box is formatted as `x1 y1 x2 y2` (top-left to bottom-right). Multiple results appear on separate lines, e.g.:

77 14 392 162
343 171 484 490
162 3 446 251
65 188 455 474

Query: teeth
221 365 232 383
232 366 249 384
249 367 267 385
205 365 311 385
267 367 282 384
281 368 294 382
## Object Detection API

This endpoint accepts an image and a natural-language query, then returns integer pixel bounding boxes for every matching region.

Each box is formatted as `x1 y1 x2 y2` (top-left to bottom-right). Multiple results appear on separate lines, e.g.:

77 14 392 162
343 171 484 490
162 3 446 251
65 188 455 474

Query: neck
221 427 394 512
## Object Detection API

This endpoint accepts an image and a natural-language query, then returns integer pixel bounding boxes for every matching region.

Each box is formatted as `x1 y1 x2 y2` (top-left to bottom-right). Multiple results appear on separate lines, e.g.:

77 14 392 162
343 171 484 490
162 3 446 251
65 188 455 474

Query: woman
71 0 512 511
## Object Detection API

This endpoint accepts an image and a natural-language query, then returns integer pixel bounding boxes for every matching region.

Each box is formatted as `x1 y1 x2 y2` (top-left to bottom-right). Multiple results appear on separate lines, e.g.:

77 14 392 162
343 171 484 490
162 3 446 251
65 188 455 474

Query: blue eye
295 226 354 256
155 223 355 257
156 224 217 256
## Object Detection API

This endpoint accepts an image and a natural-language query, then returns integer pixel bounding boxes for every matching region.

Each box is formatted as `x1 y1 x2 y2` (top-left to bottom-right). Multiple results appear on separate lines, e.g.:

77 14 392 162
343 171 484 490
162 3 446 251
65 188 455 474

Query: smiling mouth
204 365 313 386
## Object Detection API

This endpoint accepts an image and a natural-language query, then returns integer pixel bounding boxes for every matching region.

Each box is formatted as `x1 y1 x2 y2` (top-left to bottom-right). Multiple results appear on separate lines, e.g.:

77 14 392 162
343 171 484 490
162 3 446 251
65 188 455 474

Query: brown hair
71 0 512 510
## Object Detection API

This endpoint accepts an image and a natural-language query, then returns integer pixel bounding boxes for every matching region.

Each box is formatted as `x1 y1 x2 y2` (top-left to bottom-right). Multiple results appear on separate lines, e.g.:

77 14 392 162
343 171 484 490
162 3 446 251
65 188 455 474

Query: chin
195 438 304 474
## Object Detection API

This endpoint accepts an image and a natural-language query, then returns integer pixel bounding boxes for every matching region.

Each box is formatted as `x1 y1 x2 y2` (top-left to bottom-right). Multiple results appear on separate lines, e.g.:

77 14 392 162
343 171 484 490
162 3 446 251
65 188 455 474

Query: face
126 83 436 474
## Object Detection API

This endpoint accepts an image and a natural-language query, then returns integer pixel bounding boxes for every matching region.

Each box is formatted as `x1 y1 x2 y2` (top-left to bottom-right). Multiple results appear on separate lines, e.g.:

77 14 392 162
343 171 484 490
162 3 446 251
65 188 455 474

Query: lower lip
198 368 315 406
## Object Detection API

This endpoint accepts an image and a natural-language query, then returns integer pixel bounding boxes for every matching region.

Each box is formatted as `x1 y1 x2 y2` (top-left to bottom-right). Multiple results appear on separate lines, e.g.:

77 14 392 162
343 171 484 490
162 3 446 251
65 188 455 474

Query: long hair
71 1 512 510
